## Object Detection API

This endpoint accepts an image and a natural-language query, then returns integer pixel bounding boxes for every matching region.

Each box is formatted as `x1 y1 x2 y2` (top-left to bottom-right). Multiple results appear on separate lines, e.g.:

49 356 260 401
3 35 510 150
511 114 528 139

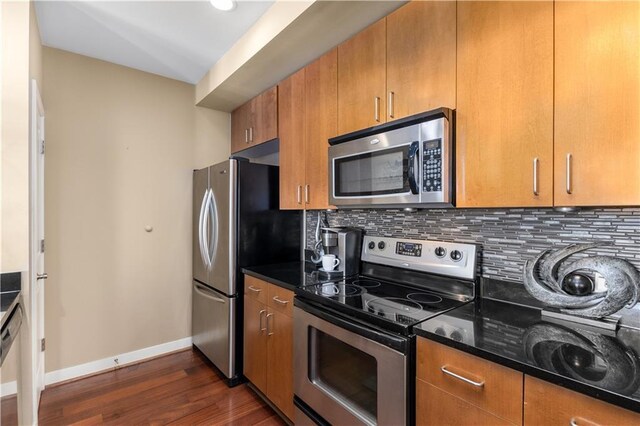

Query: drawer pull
248 286 262 293
272 296 290 305
570 419 578 426
441 365 485 388
569 417 599 426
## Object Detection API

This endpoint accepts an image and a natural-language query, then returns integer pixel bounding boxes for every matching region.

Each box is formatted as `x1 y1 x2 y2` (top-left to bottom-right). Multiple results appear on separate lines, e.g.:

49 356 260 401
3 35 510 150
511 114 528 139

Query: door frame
29 78 45 420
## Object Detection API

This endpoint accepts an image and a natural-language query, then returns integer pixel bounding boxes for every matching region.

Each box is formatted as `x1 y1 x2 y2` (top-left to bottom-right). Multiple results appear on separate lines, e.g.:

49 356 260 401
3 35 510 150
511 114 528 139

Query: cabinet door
524 376 640 425
278 69 306 209
386 1 456 120
231 101 249 153
554 2 640 207
305 48 337 210
254 86 278 146
337 18 386 135
266 310 294 420
456 1 554 208
243 295 267 394
417 379 512 426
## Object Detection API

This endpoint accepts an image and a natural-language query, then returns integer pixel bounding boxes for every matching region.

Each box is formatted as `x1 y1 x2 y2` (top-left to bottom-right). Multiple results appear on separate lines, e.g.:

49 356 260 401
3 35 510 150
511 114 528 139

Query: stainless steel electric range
293 235 478 426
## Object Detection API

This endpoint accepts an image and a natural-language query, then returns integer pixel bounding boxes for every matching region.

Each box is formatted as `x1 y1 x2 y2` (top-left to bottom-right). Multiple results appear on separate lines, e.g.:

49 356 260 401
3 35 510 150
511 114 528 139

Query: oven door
329 124 421 207
294 302 408 426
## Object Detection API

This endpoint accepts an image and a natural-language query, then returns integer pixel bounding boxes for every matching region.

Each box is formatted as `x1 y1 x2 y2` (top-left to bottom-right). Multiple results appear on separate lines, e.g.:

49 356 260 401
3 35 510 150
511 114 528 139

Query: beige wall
42 47 229 373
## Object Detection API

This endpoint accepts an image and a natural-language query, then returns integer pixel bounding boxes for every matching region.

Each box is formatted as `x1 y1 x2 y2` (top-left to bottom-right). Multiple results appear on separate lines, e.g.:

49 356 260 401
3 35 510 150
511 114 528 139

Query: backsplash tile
306 208 640 283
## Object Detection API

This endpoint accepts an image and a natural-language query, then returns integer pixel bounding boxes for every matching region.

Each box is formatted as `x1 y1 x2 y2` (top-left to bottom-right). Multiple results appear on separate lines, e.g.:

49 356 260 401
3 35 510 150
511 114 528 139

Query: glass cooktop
296 274 470 335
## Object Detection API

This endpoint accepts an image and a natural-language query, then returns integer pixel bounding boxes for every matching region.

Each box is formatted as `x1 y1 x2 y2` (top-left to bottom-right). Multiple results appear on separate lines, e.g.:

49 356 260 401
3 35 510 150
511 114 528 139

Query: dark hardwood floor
38 348 286 425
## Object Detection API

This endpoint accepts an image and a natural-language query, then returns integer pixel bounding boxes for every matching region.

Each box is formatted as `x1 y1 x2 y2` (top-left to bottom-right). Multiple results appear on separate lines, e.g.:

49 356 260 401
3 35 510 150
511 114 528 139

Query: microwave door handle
408 141 420 194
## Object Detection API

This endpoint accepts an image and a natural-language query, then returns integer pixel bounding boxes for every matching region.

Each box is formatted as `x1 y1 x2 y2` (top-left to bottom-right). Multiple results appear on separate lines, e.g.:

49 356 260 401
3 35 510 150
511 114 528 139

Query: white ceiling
35 1 275 84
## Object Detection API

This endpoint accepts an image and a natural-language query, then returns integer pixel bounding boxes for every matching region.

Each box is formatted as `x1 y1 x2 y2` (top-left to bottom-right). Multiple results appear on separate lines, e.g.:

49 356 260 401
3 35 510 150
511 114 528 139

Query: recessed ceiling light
210 0 236 11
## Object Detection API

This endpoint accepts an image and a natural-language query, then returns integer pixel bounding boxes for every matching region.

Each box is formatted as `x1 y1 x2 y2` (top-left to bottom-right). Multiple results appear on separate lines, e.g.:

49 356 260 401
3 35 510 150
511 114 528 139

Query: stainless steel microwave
328 108 454 209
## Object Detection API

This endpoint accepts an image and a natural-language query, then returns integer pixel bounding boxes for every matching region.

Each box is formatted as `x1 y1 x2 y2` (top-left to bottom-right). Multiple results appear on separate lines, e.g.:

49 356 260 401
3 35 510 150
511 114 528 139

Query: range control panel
362 236 478 280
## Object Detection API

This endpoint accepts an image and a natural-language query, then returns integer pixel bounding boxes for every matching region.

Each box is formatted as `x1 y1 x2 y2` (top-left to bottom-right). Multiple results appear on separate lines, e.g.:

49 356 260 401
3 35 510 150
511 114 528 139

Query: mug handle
333 258 341 267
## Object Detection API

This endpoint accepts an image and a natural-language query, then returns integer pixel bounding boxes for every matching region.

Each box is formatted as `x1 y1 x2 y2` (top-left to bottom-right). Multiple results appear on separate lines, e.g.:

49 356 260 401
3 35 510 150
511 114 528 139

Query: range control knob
368 241 376 250
450 250 463 262
378 241 386 250
434 247 447 258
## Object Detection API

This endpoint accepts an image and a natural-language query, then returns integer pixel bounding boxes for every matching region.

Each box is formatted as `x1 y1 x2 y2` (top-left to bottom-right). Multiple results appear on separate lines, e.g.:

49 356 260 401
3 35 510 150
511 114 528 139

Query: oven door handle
407 141 420 195
294 298 408 352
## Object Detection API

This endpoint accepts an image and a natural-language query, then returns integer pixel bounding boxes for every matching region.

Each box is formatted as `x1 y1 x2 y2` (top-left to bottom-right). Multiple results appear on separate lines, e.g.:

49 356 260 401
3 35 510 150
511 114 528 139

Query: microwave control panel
423 138 442 193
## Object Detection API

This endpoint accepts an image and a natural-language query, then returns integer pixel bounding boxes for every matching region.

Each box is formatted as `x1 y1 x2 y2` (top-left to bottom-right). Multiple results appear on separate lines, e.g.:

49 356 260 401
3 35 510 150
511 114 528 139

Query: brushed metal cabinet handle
272 296 289 305
566 153 573 194
374 96 380 122
266 312 274 336
388 91 395 119
244 128 248 143
247 285 262 293
305 184 310 204
440 366 485 388
249 127 253 143
570 418 578 426
297 185 302 204
259 309 266 332
533 157 539 196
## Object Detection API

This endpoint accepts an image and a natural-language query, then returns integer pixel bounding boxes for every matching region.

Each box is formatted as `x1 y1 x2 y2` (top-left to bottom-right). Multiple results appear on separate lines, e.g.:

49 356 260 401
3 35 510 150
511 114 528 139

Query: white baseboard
44 336 193 386
1 380 17 397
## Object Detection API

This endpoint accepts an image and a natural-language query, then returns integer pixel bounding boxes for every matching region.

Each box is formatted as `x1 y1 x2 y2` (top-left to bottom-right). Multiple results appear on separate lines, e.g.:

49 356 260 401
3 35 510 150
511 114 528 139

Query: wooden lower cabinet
417 338 523 425
243 276 294 421
243 295 267 393
524 376 640 426
417 379 512 426
265 310 294 420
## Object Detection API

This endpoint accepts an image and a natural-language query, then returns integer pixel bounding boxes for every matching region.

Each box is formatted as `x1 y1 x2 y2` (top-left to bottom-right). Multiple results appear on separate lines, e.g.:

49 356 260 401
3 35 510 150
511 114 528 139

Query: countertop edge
241 268 298 292
413 327 640 414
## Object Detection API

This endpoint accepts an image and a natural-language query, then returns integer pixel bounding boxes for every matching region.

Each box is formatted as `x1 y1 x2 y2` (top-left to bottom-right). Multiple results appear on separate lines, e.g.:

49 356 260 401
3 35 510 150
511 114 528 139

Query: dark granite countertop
242 261 330 291
1 272 22 330
414 298 640 413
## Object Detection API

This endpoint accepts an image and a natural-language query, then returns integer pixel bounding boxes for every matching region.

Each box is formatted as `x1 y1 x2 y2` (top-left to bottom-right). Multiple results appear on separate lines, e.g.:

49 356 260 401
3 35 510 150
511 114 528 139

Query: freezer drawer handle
194 284 226 304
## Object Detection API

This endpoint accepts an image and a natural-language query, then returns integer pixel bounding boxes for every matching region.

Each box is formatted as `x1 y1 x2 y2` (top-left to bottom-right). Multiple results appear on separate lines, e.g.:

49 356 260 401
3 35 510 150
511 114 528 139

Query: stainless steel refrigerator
192 158 300 386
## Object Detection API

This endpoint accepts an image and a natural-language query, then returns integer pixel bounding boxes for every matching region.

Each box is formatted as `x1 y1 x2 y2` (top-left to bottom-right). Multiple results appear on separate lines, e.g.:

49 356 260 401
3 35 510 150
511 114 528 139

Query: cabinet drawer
417 338 523 425
267 284 293 317
244 275 268 304
524 376 640 426
417 378 513 426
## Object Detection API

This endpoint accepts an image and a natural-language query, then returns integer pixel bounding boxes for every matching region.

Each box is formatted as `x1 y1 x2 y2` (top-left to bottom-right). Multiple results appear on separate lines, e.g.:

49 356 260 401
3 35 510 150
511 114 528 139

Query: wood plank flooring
38 348 286 426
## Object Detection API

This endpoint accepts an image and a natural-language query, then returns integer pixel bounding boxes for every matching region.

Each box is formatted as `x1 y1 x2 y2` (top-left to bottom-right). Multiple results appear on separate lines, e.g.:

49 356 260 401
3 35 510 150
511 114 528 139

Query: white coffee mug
322 254 341 271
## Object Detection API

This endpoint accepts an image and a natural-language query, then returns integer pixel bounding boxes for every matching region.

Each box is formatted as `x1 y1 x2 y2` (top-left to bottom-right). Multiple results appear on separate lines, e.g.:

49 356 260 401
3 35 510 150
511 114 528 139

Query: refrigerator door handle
203 188 213 268
207 188 219 269
194 283 226 304
198 189 209 269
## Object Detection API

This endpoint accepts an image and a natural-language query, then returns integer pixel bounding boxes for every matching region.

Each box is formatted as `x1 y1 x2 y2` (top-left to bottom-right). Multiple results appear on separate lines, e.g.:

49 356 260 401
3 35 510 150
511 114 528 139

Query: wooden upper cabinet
255 86 278 145
554 1 640 207
338 18 386 135
525 376 640 426
456 1 554 208
386 1 456 120
230 86 278 154
305 49 337 210
278 69 306 210
231 101 250 153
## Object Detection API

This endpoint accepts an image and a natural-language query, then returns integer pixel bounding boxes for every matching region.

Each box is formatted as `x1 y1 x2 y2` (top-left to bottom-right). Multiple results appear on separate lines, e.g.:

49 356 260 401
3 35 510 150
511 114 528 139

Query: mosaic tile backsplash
306 208 640 283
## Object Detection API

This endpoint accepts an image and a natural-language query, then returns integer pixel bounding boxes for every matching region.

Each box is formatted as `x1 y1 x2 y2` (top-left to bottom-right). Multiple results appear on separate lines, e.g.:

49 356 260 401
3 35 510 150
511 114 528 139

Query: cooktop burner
407 292 443 304
352 279 381 288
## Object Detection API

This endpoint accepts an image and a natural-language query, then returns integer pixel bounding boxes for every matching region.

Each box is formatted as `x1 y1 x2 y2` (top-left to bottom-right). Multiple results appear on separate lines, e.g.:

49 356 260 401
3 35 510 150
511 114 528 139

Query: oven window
309 329 378 422
334 146 409 196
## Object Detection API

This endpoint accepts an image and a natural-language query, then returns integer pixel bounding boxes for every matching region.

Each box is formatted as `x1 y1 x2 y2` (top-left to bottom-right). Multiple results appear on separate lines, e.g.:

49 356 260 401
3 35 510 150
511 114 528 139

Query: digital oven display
396 242 422 257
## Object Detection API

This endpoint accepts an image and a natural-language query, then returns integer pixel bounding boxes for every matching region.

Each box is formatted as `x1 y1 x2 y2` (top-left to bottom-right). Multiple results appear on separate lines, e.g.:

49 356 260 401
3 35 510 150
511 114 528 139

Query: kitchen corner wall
42 47 230 374
306 208 640 319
